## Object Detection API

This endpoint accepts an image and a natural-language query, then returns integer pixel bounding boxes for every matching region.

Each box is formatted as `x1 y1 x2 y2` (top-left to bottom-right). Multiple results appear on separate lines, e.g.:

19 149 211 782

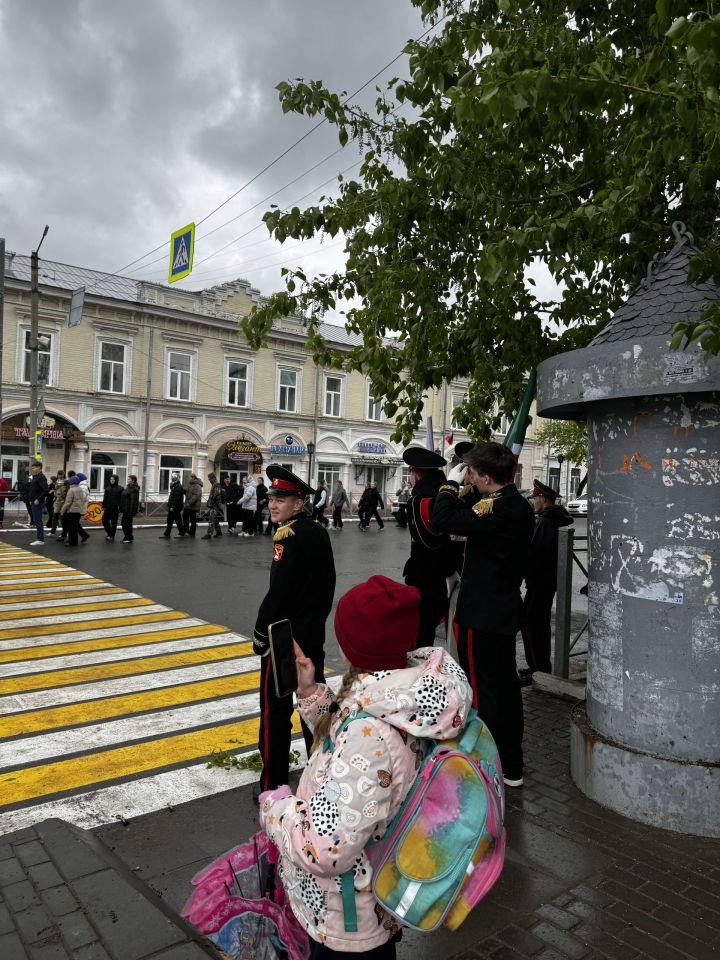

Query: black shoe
518 667 533 687
159 533 171 539
122 539 132 543
201 534 212 540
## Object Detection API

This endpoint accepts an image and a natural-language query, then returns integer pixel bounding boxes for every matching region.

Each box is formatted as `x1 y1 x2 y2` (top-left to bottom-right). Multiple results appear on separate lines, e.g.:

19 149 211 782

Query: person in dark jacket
183 474 203 538
102 474 124 541
222 476 241 533
520 480 574 680
253 466 336 798
120 475 140 543
27 461 49 545
402 446 457 646
160 473 185 538
254 476 268 534
363 481 385 530
431 441 535 787
312 478 329 527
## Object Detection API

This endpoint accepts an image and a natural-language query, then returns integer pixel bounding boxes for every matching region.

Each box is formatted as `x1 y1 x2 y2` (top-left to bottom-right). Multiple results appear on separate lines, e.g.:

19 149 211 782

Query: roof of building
2 251 367 350
591 223 720 346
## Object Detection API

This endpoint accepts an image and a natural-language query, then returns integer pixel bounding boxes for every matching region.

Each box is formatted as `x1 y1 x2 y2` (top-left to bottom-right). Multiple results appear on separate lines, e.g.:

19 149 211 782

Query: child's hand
294 641 317 698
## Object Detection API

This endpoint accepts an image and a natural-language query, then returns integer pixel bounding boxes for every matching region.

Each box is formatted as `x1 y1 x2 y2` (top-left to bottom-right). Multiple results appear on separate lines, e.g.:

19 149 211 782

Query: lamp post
62 423 74 474
306 440 316 484
28 225 49 462
556 454 565 496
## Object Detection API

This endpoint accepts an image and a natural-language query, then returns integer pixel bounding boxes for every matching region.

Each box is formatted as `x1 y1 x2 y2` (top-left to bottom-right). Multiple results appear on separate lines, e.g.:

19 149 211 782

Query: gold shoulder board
273 521 297 542
472 496 495 518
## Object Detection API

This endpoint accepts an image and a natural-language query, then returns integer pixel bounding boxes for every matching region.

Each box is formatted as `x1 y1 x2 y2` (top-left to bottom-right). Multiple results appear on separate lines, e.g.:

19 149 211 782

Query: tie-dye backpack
336 709 506 933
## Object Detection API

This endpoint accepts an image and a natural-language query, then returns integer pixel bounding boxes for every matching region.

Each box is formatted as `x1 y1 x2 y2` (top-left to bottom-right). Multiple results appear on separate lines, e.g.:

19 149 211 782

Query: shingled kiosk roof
591 222 720 346
536 222 720 419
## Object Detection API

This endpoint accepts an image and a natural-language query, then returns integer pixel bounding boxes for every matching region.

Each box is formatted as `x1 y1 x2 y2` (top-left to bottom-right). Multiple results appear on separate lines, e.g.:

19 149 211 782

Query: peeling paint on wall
662 456 720 486
691 608 720 677
668 513 720 541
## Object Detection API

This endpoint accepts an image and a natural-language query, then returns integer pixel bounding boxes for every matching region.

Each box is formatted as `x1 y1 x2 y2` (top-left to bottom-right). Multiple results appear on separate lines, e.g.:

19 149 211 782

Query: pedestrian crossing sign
168 222 195 283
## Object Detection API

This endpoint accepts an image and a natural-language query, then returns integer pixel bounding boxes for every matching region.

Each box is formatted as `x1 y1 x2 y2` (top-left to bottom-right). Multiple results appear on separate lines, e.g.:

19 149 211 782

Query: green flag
503 370 536 468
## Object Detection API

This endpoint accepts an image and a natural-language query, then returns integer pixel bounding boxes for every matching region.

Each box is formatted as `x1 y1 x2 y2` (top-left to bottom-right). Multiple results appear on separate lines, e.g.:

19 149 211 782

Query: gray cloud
0 0 423 294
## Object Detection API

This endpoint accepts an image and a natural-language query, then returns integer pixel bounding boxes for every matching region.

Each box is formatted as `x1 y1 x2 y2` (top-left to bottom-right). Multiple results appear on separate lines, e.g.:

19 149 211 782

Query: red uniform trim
271 479 303 494
419 497 439 536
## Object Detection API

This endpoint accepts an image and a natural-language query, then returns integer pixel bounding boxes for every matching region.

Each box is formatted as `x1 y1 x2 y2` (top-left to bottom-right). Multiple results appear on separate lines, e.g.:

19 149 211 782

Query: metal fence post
553 527 574 678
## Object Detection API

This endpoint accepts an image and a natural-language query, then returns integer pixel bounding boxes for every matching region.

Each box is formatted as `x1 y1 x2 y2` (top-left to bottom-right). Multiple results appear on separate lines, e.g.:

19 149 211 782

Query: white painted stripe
0 592 141 612
0 632 248 676
0 657 260 715
0 616 209 650
0 603 170 629
1 561 63 568
0 690 265 767
0 742 308 834
1 573 93 585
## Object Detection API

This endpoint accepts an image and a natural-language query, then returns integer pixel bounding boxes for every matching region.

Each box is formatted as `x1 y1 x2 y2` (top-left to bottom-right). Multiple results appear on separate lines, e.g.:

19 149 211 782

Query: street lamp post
28 226 49 462
306 441 316 484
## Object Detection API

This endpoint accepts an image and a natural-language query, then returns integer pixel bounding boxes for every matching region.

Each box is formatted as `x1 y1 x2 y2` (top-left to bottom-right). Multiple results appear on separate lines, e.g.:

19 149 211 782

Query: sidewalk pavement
2 688 719 960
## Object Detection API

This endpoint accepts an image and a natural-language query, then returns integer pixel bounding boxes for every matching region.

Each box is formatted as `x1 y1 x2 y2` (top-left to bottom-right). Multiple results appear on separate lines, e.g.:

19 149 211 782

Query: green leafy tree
535 419 588 465
243 0 720 441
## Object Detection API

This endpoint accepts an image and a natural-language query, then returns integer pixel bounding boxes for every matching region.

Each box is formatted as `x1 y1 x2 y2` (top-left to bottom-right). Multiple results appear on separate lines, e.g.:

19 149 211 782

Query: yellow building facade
1 253 575 504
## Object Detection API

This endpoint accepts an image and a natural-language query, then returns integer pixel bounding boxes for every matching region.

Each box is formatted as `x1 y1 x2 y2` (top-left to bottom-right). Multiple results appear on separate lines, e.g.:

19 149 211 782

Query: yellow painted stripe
0 578 103 592
2 564 64 571
0 641 251 695
0 610 185 643
0 715 301 806
0 622 226 663
1 567 81 576
0 671 261 738
0 597 154 621
0 587 127 605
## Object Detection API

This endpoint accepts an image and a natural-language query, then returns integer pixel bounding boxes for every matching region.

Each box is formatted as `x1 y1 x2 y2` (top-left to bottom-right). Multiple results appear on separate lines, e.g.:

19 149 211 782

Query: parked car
567 496 588 516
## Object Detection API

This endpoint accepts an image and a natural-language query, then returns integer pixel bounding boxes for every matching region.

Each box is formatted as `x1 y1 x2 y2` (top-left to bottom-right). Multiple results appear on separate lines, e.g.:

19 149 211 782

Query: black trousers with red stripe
258 646 326 790
455 624 524 781
520 583 554 674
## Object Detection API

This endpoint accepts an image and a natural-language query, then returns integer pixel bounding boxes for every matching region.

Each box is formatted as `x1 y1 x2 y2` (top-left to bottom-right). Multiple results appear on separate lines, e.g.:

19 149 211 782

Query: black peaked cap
266 464 315 498
402 447 447 469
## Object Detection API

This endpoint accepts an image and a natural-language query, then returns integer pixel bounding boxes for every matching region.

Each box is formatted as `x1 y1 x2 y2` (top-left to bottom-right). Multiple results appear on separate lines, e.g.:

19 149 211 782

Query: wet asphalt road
16 515 588 675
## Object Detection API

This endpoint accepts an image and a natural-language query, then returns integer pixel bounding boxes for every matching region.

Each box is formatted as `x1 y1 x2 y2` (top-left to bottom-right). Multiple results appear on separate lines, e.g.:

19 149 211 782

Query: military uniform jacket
254 513 336 656
526 505 573 587
431 481 535 635
403 470 457 586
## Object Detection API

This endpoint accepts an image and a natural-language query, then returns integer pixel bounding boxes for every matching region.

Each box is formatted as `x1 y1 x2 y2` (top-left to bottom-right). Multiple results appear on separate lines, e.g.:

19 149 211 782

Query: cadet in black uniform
431 442 535 786
402 447 457 647
253 466 336 797
520 479 573 680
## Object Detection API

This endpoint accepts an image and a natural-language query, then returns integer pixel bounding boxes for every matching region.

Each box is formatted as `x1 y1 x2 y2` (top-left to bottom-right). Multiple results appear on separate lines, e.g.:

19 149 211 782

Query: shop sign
14 426 65 440
226 437 263 462
271 434 306 456
358 441 387 454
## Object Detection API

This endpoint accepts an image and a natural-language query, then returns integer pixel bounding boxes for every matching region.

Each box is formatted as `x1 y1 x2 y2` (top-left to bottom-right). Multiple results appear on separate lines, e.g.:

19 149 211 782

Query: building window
23 330 53 384
90 452 127 492
277 367 299 413
99 342 126 394
366 388 383 422
159 455 192 492
514 463 524 490
324 375 342 417
570 467 581 496
167 350 193 401
317 462 341 488
451 392 466 430
226 360 249 407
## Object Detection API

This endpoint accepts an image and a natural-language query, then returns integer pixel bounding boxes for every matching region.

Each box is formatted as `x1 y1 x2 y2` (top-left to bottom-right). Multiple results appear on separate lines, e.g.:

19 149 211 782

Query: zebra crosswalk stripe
0 542 289 834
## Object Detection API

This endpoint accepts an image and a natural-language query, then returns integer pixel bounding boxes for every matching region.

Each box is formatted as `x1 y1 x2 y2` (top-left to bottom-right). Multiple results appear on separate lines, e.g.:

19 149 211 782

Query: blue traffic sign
168 223 195 283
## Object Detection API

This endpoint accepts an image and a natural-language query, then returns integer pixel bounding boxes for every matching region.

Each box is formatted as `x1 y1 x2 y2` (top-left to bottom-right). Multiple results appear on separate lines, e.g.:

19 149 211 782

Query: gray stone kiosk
536 224 720 837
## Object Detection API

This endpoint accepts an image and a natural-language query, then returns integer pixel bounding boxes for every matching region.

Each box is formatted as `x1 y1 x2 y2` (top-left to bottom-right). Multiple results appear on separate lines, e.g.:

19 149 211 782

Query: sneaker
121 539 132 543
159 533 170 539
29 540 45 546
55 536 65 542
201 534 212 540
503 776 524 788
105 536 113 541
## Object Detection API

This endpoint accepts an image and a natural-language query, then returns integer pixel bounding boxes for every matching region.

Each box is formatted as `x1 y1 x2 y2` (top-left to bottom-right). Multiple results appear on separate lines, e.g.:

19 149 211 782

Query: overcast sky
0 0 425 298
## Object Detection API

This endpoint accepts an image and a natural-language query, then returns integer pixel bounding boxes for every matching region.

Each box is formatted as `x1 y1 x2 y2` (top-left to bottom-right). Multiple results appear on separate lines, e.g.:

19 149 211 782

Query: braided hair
311 666 360 754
